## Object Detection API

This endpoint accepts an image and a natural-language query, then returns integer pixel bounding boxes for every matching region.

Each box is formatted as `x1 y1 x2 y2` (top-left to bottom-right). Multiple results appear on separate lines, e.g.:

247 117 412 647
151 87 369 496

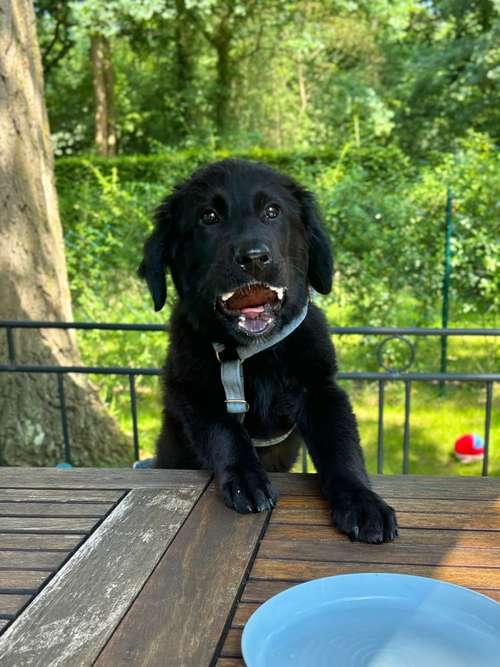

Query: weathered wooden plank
264 523 500 549
277 495 500 514
0 502 114 518
0 484 206 666
270 473 500 499
0 534 83 551
96 485 267 667
242 578 315 602
251 558 500 589
0 468 209 489
0 570 49 593
271 508 500 530
258 539 500 568
232 602 259 628
371 476 500 500
0 595 31 619
241 578 500 604
0 551 68 571
0 489 123 503
216 659 245 667
0 517 97 533
221 628 242 658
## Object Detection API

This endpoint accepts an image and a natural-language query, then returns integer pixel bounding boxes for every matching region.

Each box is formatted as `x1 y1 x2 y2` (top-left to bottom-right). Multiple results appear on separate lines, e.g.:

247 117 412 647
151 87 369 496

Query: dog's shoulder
281 303 338 383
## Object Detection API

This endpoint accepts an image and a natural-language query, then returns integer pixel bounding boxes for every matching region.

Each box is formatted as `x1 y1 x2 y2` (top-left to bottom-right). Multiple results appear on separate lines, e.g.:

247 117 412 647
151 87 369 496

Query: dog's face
139 159 333 342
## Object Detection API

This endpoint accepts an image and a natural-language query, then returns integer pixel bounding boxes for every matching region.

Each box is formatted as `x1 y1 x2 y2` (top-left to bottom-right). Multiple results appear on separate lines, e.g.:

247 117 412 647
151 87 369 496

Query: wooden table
0 469 499 666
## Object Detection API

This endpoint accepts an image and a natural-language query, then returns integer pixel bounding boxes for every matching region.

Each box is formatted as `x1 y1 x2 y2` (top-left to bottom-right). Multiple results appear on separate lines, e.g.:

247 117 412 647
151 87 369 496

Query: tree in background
36 0 499 155
0 0 132 465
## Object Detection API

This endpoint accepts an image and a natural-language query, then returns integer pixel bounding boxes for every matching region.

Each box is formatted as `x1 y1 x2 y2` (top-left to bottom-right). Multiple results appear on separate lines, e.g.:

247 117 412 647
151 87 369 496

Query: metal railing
1 320 498 475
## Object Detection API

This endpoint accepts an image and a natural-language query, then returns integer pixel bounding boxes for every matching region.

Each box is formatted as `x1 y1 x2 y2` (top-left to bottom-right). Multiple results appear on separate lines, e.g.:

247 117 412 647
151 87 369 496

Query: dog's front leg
187 414 278 513
299 380 398 543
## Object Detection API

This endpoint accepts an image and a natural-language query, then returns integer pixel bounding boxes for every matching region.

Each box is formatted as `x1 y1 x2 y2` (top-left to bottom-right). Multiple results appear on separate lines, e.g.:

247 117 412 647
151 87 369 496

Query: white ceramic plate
242 573 500 666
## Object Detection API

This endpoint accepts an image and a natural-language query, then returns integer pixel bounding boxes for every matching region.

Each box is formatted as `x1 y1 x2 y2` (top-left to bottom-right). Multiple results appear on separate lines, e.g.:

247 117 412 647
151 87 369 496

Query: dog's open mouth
217 283 285 335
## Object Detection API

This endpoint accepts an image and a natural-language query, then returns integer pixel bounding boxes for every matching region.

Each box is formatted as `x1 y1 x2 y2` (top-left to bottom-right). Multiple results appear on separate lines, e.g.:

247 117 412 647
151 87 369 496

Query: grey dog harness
212 304 308 447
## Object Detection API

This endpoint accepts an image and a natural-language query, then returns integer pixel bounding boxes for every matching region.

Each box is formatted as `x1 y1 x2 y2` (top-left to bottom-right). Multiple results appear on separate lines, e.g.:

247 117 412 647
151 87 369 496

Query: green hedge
55 144 412 192
57 135 499 337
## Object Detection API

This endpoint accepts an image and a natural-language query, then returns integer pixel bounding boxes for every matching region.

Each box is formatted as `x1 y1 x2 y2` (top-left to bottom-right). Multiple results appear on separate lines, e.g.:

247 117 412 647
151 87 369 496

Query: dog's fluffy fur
139 159 398 543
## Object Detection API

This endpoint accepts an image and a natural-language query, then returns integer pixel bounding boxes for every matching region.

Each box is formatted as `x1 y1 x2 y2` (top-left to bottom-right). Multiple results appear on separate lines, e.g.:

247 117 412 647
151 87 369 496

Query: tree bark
0 0 131 466
214 24 231 143
173 0 195 139
91 32 117 156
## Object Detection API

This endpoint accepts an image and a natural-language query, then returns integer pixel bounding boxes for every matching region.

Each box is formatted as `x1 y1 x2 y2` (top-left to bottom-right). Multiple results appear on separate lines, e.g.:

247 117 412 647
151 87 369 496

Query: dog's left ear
297 187 333 294
138 198 172 311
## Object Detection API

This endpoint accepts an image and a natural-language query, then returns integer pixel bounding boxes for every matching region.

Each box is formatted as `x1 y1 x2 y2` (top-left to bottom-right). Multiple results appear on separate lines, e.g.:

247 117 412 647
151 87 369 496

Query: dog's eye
264 204 280 220
200 209 219 225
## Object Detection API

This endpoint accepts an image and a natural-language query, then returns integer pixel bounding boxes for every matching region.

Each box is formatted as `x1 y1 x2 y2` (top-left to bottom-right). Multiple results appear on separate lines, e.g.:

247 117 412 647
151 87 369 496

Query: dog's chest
242 353 303 436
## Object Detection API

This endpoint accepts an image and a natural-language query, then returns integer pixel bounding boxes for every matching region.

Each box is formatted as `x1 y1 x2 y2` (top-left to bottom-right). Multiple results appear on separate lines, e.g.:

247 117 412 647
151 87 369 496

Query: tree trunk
0 0 132 466
91 33 117 157
173 0 195 139
214 25 231 143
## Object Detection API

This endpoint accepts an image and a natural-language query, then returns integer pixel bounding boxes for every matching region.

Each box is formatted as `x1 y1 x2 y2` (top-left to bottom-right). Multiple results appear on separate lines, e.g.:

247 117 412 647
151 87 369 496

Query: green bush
58 136 499 337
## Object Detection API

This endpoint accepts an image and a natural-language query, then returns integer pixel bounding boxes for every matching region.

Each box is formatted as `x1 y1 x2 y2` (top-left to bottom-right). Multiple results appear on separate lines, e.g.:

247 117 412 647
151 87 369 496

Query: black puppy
139 159 398 543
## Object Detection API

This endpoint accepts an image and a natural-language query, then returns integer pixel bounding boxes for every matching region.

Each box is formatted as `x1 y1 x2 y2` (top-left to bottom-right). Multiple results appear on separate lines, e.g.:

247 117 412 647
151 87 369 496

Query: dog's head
139 159 333 342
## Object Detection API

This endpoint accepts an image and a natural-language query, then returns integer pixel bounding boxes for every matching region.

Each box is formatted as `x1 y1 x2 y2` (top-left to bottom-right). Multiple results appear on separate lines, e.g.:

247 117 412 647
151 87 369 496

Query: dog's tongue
237 304 273 333
240 306 265 318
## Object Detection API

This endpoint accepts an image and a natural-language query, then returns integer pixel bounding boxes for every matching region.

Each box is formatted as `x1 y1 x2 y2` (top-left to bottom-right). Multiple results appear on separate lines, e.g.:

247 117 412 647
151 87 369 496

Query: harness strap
212 303 308 439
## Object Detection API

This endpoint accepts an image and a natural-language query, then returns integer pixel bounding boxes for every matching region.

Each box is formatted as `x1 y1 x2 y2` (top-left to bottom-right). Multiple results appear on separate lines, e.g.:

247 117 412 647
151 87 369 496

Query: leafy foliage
58 134 499 334
38 1 499 155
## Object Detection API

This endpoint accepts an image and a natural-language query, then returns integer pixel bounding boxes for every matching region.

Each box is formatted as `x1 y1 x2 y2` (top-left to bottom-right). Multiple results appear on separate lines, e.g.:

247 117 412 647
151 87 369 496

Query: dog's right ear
138 199 171 312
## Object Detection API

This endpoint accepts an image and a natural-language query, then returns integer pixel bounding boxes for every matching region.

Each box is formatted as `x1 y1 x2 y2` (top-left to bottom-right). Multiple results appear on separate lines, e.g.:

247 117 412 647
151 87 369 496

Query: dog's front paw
219 467 278 514
330 487 398 543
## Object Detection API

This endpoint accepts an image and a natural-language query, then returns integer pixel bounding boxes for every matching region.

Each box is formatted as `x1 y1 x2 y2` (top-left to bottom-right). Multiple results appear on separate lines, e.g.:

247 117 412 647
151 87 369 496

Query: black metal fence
1 320 498 475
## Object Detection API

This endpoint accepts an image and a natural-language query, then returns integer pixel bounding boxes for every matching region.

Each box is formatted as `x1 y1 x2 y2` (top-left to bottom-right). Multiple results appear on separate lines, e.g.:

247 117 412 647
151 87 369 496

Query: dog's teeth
269 286 285 301
221 291 235 302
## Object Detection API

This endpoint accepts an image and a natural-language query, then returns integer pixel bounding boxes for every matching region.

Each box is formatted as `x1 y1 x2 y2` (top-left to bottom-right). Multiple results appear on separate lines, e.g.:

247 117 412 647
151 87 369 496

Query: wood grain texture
0 489 123 503
258 540 500 567
0 551 69 570
221 628 242 658
277 495 500 513
95 485 267 667
0 468 209 489
265 523 500 549
0 484 205 666
0 517 98 533
0 502 114 517
215 659 245 667
232 602 259 628
0 570 49 593
270 508 500 530
270 473 500 499
251 558 500 589
241 578 500 603
0 534 83 551
0 595 31 619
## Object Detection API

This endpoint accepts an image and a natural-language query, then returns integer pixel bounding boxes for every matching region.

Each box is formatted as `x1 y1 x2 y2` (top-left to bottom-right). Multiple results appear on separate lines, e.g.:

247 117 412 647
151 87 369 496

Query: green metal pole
440 187 453 391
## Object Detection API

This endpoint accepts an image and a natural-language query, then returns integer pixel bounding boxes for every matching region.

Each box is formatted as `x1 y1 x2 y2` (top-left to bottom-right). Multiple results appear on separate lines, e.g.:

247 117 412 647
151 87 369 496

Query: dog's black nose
236 244 272 273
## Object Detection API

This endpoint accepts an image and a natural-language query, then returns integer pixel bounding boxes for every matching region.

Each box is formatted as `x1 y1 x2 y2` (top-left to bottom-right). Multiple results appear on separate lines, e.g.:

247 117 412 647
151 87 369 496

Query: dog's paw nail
349 525 360 540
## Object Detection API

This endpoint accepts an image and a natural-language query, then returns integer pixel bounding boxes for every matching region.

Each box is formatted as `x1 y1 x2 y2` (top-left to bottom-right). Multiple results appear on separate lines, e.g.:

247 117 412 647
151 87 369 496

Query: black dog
139 159 398 543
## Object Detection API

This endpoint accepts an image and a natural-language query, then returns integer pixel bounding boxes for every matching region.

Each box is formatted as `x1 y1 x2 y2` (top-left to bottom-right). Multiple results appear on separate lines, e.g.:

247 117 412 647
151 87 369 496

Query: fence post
440 187 453 393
